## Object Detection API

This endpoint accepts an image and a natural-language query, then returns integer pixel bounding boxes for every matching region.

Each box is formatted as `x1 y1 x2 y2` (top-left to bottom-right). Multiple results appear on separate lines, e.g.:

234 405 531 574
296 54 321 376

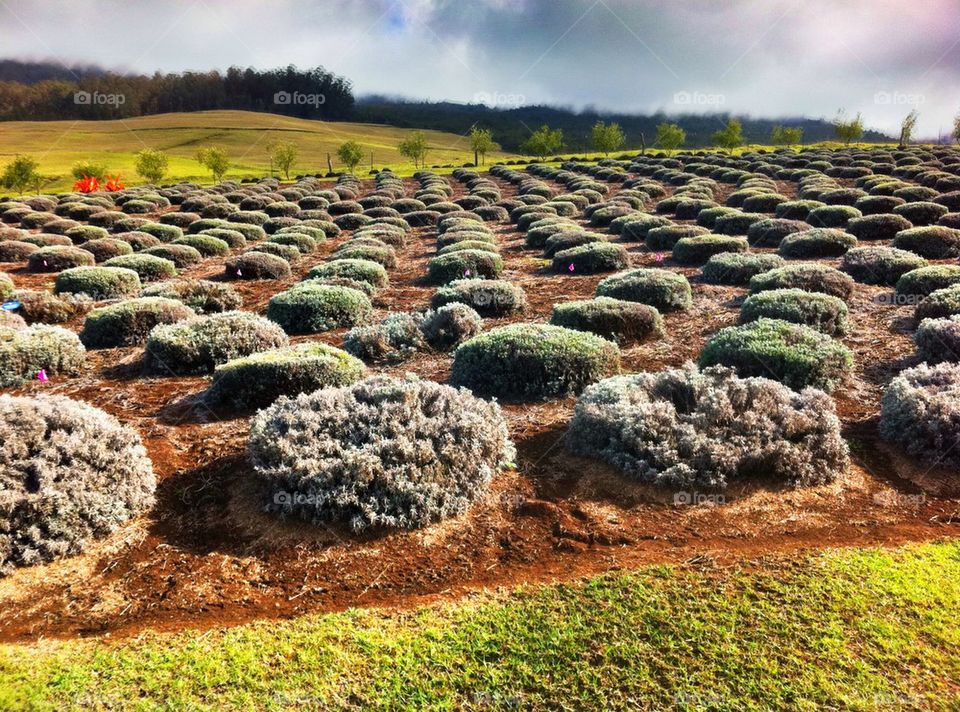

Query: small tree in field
655 122 686 151
898 110 919 148
134 149 169 184
469 127 499 166
522 125 563 159
833 111 864 146
196 146 230 182
591 121 625 156
713 118 743 152
270 141 298 180
954 112 960 144
337 141 364 173
1 155 40 195
771 125 803 147
398 131 429 168
71 161 108 181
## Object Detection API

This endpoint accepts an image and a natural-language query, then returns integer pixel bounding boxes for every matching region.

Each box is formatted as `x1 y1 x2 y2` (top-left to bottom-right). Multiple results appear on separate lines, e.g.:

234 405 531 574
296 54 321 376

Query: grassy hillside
0 110 519 190
2 540 958 710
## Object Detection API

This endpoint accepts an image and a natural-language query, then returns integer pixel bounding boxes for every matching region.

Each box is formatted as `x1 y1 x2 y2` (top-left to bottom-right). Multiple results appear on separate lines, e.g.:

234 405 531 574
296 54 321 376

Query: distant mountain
354 96 893 151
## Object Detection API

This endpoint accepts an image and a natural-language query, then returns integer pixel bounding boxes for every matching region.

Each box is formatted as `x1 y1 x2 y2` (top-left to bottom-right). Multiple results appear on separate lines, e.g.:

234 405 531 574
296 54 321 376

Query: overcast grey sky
2 0 959 137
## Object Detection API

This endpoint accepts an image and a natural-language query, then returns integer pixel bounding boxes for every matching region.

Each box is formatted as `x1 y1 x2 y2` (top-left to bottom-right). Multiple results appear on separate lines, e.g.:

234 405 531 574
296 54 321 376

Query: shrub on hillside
343 312 426 363
645 225 709 251
915 284 960 321
80 297 195 348
698 317 853 392
138 223 184 243
740 288 848 335
431 279 526 317
806 205 861 228
840 246 927 286
248 376 514 531
145 311 288 374
552 242 629 274
27 246 95 273
700 253 785 286
9 290 86 325
79 238 133 263
0 241 38 261
53 266 141 300
847 213 913 241
266 232 316 255
565 363 848 489
172 235 230 257
427 250 503 284
746 218 809 247
140 279 242 314
749 264 855 299
895 265 960 297
450 323 620 400
893 226 960 259
543 231 605 257
894 201 948 226
103 254 177 282
0 394 155 571
880 362 960 464
0 324 85 387
713 212 767 235
420 304 482 350
268 283 372 334
550 297 663 344
595 268 692 312
205 342 364 410
915 316 960 363
65 225 110 244
672 235 749 265
142 244 203 268
113 231 161 251
778 228 857 258
621 214 673 241
224 251 292 280
305 259 389 289
332 244 397 269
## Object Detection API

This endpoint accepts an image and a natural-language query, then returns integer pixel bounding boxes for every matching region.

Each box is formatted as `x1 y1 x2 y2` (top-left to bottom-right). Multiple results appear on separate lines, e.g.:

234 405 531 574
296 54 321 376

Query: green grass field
0 110 523 191
0 111 909 193
2 540 957 710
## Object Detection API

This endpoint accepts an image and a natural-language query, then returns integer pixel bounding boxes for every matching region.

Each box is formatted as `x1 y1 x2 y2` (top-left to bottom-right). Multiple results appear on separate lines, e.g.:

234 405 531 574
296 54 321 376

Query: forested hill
0 58 892 149
353 97 892 150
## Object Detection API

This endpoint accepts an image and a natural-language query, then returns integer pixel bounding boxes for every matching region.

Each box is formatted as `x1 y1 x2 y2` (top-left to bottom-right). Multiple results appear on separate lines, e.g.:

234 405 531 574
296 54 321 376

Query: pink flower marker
236 268 243 277
464 269 472 277
655 253 665 263
37 369 48 382
568 263 575 272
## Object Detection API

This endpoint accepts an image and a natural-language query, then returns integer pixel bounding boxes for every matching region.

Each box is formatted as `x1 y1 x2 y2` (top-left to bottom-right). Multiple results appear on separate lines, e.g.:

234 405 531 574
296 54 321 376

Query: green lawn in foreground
1 539 957 710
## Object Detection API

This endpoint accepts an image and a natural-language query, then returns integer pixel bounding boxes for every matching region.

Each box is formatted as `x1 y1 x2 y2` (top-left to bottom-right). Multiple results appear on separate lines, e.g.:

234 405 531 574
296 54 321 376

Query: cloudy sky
2 0 959 137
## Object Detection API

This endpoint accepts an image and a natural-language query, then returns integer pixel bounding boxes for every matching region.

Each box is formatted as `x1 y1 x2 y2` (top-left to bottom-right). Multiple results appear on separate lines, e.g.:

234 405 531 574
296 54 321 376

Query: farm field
0 110 520 190
2 144 960 708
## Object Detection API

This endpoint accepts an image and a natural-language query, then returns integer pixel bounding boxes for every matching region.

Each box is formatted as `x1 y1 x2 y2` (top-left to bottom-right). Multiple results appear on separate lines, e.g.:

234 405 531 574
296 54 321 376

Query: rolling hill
0 110 519 190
